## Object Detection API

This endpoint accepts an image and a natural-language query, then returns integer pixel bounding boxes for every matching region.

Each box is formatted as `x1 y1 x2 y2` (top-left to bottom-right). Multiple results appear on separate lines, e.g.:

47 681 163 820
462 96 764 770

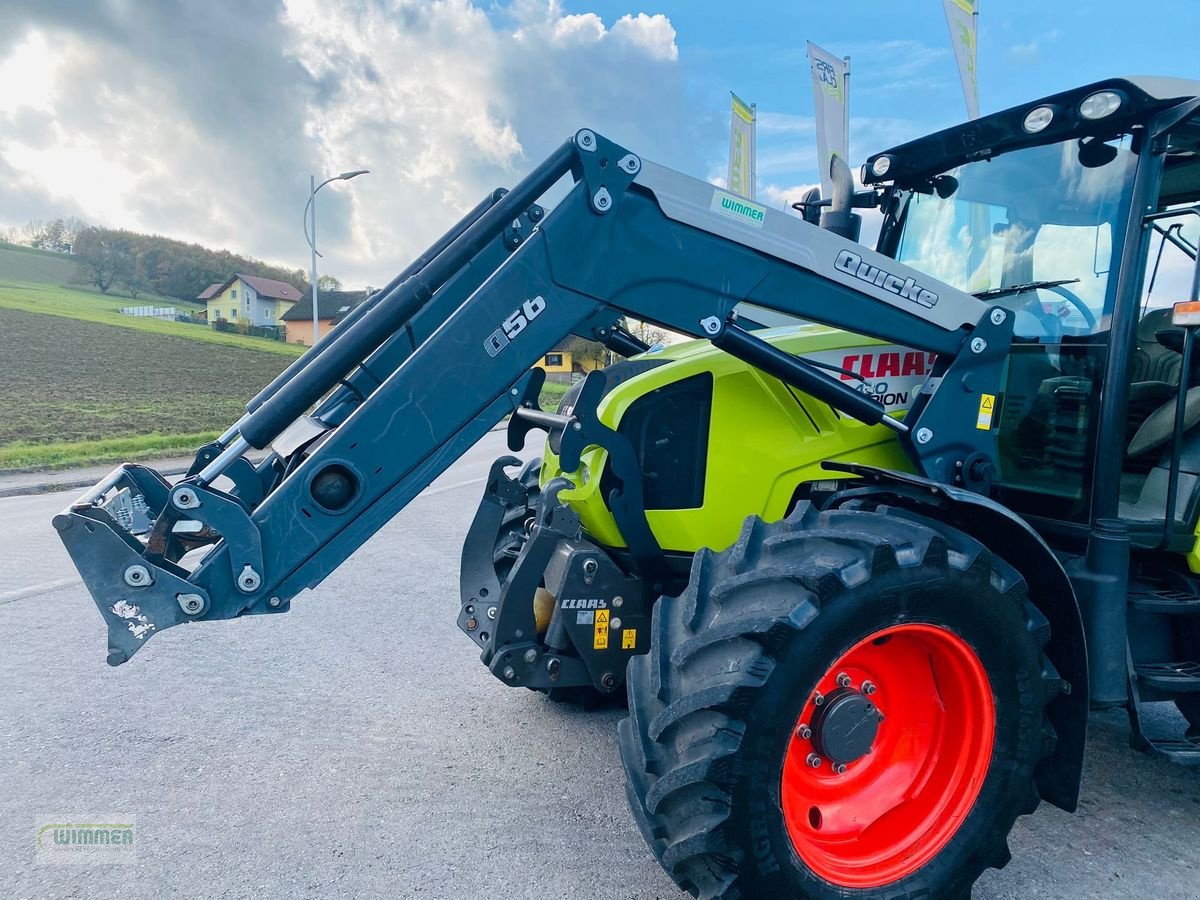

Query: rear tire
619 501 1061 899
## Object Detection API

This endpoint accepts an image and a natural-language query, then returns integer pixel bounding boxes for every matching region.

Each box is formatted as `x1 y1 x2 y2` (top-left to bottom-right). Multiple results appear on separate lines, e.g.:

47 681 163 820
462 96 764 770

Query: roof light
1022 105 1055 133
870 155 893 178
1080 90 1122 120
1172 301 1200 327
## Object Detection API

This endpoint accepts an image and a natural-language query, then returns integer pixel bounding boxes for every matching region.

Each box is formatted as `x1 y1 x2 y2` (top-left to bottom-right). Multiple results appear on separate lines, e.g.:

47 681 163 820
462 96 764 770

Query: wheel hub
810 687 882 764
781 622 996 889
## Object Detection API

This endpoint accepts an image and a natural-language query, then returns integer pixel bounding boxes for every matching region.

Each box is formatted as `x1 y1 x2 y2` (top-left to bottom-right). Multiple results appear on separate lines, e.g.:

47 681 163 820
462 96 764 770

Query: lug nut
812 692 825 707
524 648 538 664
502 666 516 680
834 763 848 775
806 753 822 769
796 724 812 740
836 672 852 688
862 681 877 695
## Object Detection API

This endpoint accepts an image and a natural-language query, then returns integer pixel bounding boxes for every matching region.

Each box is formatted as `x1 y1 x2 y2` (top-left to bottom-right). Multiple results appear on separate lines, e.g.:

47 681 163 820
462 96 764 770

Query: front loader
55 76 1200 899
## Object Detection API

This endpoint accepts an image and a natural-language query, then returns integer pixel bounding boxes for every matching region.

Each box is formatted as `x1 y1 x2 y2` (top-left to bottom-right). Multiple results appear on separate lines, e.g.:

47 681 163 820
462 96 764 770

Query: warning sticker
594 609 610 650
622 629 637 650
976 393 996 431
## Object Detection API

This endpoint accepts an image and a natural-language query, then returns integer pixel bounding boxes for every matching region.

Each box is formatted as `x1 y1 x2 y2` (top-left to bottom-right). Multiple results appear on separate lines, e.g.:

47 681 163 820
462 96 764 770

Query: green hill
0 242 81 286
0 281 302 357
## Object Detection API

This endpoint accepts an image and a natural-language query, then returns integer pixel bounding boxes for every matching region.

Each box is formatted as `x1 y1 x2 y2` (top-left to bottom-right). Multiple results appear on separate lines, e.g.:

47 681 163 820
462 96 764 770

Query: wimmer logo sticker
711 190 766 228
834 249 940 309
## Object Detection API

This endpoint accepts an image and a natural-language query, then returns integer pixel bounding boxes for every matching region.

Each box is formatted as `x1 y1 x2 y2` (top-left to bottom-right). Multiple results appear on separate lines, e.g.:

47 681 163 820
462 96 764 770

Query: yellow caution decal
976 393 996 430
622 629 637 650
594 609 610 650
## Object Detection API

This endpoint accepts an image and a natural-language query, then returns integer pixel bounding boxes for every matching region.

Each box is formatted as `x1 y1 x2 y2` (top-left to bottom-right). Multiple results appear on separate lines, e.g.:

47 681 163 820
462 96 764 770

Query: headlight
870 155 893 178
1022 105 1055 133
1080 90 1122 120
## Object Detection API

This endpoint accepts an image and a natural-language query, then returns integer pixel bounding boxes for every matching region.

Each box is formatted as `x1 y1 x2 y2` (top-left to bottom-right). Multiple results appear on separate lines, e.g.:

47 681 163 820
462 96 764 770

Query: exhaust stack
819 153 861 242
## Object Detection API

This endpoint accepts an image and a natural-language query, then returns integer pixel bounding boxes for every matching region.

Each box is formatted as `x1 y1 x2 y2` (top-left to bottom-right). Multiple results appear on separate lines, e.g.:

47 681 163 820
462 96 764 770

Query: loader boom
55 128 1013 666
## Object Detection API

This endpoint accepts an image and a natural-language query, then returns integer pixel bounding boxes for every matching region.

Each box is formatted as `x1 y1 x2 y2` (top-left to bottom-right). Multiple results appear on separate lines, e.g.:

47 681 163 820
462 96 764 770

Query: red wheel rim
781 623 995 889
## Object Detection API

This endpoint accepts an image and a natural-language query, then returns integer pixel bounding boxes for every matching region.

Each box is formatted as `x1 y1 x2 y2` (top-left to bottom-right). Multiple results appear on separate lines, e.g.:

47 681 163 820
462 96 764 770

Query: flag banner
806 42 849 199
727 92 756 199
944 0 980 119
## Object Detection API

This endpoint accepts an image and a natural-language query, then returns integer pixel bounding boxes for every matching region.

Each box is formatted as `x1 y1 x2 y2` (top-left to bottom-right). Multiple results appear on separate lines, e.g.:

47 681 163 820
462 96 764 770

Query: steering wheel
1041 283 1098 332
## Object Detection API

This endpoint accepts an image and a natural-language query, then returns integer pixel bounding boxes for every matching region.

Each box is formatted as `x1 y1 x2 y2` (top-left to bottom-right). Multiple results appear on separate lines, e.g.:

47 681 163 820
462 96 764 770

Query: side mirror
1078 136 1119 169
794 186 823 225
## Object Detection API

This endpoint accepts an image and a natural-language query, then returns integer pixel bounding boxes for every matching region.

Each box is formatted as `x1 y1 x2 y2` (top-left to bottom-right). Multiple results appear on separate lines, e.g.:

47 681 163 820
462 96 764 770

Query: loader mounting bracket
508 368 666 582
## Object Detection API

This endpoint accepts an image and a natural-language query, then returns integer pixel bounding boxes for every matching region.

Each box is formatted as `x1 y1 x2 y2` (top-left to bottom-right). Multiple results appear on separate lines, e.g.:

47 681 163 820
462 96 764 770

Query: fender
823 462 1089 813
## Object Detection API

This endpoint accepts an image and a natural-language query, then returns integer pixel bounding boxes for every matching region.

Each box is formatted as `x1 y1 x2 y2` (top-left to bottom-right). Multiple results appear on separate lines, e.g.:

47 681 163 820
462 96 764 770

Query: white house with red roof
199 273 303 327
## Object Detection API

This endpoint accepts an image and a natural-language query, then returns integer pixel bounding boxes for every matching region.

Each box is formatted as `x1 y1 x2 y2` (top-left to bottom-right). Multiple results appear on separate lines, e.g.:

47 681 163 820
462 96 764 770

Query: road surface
1 432 1197 898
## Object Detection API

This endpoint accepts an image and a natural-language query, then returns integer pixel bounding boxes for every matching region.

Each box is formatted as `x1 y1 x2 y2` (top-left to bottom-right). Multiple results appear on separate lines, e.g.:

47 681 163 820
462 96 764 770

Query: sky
0 0 1197 288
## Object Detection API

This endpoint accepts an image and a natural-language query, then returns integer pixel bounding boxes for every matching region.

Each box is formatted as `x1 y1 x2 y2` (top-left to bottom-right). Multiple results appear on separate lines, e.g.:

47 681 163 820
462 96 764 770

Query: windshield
891 135 1137 337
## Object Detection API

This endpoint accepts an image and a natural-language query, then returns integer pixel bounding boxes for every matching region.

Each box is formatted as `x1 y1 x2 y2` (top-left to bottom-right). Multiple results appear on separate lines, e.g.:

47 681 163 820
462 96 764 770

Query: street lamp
303 169 369 345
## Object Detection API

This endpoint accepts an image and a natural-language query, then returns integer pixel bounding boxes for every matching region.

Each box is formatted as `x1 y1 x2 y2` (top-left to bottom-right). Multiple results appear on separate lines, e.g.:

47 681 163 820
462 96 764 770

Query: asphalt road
1 431 1198 899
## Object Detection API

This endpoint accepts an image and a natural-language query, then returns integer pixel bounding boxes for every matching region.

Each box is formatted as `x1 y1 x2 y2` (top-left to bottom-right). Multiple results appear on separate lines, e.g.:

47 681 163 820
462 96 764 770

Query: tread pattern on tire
619 500 1061 900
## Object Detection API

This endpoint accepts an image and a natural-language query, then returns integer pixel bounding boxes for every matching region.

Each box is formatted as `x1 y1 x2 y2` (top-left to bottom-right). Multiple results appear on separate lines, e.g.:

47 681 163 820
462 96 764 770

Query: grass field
0 242 194 307
0 281 303 357
0 241 575 471
0 300 577 471
0 242 81 285
0 307 292 470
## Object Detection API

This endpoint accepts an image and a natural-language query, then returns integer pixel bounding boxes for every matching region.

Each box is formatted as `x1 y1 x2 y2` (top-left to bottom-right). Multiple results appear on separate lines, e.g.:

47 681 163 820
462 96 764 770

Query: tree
561 335 609 369
318 274 342 291
72 228 121 293
34 219 69 253
623 317 671 347
120 247 153 299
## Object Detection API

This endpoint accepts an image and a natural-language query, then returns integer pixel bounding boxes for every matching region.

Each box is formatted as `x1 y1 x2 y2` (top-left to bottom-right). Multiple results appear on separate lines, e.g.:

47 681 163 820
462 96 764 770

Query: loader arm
55 129 1012 665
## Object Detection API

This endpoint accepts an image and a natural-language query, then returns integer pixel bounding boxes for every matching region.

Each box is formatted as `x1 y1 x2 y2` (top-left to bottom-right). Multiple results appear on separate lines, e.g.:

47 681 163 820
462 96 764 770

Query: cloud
1007 27 1061 64
756 112 815 137
1008 40 1040 62
760 181 818 210
0 1 692 287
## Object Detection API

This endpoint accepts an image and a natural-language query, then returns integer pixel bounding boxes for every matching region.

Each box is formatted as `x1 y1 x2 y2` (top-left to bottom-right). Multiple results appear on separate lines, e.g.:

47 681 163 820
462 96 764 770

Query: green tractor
58 77 1200 898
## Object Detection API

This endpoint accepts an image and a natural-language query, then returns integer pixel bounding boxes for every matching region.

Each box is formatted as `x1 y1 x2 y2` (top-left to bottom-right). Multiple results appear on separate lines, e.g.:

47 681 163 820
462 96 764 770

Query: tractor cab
869 78 1200 554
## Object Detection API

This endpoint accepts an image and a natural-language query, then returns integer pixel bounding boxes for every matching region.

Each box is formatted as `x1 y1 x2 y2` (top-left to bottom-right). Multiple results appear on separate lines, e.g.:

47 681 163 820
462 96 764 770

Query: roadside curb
0 421 513 500
0 464 191 501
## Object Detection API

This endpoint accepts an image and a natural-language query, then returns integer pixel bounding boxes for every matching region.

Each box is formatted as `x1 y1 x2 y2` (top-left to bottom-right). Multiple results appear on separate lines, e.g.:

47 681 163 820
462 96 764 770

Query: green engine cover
541 324 934 554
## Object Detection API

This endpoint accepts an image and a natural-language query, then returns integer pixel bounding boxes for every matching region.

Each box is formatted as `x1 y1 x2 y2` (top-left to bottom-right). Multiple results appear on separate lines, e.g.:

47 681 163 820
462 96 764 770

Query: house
202 274 303 329
281 288 373 345
539 342 604 383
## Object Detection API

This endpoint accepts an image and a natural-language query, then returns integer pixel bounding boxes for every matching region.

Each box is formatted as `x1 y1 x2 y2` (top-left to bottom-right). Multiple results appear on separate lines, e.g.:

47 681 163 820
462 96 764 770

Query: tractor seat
1130 308 1183 386
1126 308 1185 464
1129 385 1200 457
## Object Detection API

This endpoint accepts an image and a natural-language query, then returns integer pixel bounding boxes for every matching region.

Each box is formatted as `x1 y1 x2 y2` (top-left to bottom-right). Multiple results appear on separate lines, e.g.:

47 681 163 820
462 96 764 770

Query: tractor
56 76 1200 898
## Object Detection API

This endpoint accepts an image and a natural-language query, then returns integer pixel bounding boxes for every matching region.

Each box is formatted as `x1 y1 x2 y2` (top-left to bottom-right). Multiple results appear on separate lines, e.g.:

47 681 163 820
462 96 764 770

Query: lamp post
303 169 369 345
